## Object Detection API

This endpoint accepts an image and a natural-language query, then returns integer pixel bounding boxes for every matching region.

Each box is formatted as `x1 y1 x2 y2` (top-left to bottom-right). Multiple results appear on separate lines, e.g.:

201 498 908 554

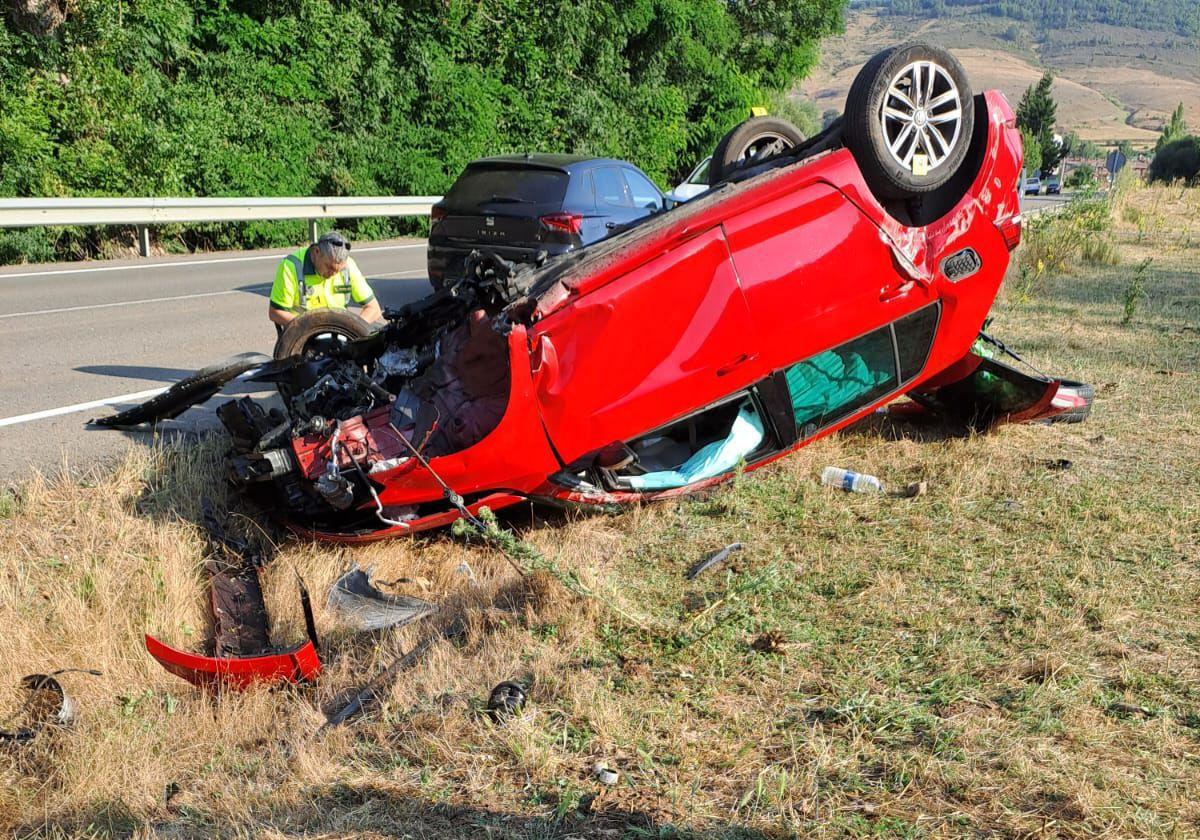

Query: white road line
0 242 425 281
0 268 428 319
0 290 236 319
0 387 168 428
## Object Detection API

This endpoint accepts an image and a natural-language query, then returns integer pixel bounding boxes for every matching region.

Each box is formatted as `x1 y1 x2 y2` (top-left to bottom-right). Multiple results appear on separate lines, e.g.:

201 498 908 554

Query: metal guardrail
0 196 443 256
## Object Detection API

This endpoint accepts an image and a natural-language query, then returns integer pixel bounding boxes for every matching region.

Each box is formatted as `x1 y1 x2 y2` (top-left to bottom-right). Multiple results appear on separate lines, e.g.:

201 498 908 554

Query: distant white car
667 156 711 203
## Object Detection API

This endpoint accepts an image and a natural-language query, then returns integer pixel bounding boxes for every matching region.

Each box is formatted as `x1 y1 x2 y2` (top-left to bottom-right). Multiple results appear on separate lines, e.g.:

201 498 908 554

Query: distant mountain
800 5 1200 146
853 0 1199 37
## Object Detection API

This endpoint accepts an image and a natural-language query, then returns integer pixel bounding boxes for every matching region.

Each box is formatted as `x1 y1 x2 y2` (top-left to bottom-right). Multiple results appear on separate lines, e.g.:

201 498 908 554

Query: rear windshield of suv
443 166 569 213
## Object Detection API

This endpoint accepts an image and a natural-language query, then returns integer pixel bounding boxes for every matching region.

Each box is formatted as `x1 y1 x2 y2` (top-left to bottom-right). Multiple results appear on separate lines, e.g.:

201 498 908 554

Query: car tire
273 309 374 360
1048 380 1094 424
708 116 806 185
844 42 974 200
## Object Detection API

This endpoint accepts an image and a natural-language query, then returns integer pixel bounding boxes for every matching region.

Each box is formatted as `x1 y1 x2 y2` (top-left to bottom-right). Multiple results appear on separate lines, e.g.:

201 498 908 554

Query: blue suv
427 154 666 289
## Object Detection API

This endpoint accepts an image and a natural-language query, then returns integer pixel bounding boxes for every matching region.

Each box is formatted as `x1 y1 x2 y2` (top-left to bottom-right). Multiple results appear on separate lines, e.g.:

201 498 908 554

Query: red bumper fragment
145 634 321 691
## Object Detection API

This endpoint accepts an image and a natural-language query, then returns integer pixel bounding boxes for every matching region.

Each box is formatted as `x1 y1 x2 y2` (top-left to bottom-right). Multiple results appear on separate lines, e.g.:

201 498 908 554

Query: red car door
720 157 936 374
531 226 761 466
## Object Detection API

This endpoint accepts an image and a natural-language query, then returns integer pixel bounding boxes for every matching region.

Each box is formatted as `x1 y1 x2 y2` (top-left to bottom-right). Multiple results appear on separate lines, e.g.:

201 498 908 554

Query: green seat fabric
785 348 894 428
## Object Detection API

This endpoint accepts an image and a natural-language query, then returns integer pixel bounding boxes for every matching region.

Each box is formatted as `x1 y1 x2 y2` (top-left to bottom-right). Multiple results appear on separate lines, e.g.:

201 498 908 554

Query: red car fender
144 634 321 691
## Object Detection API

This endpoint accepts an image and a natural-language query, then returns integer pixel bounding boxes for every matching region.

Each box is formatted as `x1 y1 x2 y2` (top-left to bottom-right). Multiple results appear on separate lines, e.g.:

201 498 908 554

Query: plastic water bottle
821 466 884 494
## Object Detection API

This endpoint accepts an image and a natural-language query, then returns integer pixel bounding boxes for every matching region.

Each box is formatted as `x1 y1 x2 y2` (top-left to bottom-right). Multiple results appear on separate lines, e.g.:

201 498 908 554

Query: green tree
1156 104 1188 152
1149 136 1200 183
1016 71 1062 177
1019 127 1042 178
0 0 848 263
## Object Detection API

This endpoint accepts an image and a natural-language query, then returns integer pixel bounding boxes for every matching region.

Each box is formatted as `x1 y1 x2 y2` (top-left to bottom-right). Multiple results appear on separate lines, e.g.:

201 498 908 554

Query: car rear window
443 167 569 213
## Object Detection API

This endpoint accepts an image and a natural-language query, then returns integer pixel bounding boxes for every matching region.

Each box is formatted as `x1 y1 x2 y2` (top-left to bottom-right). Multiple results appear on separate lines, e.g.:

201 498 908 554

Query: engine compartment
220 251 539 530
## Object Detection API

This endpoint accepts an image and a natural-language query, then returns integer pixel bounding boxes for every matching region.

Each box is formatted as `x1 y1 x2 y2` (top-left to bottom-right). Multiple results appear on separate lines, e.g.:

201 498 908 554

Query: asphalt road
0 239 432 481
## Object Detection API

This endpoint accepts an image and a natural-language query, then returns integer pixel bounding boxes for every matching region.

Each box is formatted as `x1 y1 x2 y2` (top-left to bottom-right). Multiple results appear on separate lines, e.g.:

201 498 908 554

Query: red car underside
284 90 1074 543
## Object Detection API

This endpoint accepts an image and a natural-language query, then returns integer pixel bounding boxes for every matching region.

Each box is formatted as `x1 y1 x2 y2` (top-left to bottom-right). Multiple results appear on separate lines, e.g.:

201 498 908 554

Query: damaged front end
218 252 560 540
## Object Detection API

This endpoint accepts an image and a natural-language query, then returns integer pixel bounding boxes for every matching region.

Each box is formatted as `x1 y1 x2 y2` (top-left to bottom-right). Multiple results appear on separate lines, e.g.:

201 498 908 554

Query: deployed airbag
628 403 764 490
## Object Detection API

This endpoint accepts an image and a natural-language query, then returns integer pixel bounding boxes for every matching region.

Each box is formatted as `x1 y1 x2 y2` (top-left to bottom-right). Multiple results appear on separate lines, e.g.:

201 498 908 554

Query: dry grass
2 185 1199 838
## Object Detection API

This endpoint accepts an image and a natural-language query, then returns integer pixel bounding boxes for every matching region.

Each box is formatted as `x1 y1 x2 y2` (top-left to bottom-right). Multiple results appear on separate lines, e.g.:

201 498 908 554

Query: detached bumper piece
145 633 320 691
145 502 322 691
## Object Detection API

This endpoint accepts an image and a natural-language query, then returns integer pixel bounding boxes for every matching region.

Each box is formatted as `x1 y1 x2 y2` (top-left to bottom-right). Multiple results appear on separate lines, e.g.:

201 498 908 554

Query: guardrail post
308 219 319 244
137 225 151 257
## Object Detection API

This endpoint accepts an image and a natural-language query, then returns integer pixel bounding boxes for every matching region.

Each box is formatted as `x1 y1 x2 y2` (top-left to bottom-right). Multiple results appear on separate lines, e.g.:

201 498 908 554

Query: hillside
800 5 1200 146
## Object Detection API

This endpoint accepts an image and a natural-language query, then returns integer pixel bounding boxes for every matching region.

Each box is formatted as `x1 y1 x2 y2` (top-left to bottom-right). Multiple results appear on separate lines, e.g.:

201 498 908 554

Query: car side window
624 168 663 211
594 167 632 209
784 324 898 439
893 302 941 382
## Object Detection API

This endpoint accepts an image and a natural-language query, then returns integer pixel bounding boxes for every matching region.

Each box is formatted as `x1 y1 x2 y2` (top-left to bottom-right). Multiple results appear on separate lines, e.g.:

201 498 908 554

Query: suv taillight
430 206 447 229
540 212 583 235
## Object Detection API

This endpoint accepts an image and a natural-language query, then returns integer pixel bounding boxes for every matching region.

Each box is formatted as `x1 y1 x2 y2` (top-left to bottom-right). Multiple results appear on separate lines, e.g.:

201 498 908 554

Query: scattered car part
686 542 743 580
327 565 438 632
209 562 272 656
0 669 99 744
1046 380 1094 424
273 309 374 360
593 762 620 786
912 351 1085 429
844 42 974 199
485 680 526 722
145 633 321 691
145 505 322 690
1035 458 1073 471
323 631 439 728
708 115 805 185
88 352 270 428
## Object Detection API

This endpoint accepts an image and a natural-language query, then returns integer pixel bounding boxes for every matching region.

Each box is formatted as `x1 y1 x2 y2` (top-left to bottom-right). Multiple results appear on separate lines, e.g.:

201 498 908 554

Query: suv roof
469 154 631 173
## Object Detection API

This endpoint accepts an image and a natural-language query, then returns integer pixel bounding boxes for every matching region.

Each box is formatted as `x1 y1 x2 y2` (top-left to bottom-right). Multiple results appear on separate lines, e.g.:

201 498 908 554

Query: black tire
273 309 373 360
1048 380 1094 424
844 42 974 200
708 116 806 185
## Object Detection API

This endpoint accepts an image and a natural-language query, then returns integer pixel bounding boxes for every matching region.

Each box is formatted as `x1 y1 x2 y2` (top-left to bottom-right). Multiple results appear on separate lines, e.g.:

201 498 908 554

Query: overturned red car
95 44 1090 542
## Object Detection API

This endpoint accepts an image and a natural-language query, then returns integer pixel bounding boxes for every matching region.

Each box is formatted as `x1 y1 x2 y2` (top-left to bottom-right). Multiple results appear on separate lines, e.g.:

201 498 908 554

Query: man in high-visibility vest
268 231 382 330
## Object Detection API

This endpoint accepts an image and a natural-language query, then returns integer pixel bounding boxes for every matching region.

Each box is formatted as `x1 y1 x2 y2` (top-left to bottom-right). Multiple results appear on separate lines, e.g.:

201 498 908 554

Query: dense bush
0 0 843 262
1148 136 1200 183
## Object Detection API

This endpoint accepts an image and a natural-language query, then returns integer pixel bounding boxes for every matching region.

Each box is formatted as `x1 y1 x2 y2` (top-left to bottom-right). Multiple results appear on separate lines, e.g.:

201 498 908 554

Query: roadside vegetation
1 181 1198 837
0 0 841 265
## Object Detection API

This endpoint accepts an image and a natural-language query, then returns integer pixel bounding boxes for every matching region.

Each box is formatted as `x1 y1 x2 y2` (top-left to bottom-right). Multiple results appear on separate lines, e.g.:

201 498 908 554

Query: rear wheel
844 42 974 200
708 116 806 185
273 309 373 360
